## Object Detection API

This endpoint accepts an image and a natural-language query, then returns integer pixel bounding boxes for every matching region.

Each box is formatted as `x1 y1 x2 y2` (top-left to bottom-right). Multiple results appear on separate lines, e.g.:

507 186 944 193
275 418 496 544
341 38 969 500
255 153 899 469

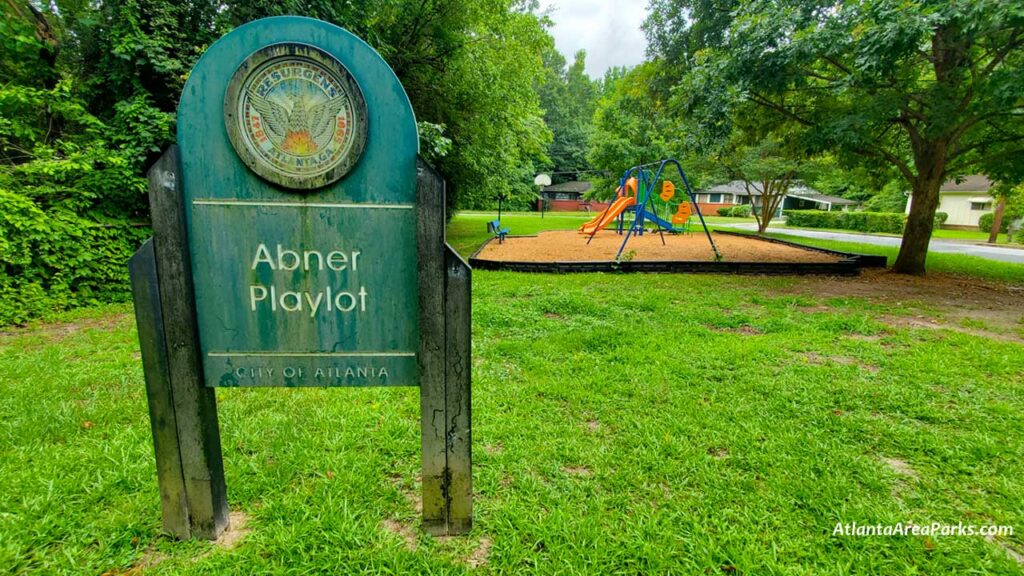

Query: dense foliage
0 0 559 324
0 5 159 324
537 49 598 181
645 0 1024 274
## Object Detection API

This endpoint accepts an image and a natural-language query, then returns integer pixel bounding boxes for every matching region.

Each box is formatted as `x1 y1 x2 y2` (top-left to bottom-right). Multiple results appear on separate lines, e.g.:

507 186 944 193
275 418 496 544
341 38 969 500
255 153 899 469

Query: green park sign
129 16 471 540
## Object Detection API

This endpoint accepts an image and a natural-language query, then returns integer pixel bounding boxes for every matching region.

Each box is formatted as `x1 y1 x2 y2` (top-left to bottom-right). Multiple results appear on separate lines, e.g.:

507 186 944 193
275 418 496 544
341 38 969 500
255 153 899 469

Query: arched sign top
175 17 424 389
178 16 417 202
223 42 369 190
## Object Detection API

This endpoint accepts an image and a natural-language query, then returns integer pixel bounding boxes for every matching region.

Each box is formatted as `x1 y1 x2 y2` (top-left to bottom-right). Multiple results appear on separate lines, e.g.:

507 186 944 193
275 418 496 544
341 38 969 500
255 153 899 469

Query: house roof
940 175 992 193
705 180 821 196
704 181 751 194
542 181 592 193
788 193 859 206
702 180 859 206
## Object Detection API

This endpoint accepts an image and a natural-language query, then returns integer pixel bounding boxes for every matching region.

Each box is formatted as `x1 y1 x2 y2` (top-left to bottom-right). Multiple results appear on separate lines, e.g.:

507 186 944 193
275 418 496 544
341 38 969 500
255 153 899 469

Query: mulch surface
476 230 841 263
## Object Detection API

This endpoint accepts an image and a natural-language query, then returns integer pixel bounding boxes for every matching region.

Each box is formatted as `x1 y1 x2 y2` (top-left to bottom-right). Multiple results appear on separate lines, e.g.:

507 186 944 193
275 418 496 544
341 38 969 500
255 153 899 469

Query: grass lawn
756 232 1024 284
754 220 1015 243
2 213 1023 574
931 228 1013 242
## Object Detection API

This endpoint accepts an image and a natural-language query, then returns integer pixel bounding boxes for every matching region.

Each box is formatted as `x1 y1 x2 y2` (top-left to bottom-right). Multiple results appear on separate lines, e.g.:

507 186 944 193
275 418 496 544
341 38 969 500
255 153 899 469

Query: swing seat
671 203 693 233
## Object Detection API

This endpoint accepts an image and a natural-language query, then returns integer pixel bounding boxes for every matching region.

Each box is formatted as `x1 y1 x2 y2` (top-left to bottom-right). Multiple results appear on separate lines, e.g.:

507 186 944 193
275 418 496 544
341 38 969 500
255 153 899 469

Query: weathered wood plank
417 158 448 535
129 239 190 539
147 147 229 540
444 245 472 534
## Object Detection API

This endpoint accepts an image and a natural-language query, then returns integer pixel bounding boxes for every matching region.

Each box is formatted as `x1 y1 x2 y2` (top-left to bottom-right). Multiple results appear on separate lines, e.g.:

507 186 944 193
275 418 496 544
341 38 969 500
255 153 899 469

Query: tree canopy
0 0 562 322
538 48 598 181
647 0 1024 274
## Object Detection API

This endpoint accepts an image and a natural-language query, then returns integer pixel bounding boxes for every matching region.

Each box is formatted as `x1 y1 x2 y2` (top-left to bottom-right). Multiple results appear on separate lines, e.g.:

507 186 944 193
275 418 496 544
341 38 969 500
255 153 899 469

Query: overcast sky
537 0 651 79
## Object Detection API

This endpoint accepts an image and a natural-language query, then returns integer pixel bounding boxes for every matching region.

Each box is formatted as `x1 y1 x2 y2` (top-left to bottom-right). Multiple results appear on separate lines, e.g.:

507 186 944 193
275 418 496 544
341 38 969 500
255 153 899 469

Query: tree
0 0 555 324
644 0 740 67
37 0 553 211
587 63 681 198
726 144 795 234
712 106 820 234
649 0 1024 274
983 182 1023 244
537 49 598 179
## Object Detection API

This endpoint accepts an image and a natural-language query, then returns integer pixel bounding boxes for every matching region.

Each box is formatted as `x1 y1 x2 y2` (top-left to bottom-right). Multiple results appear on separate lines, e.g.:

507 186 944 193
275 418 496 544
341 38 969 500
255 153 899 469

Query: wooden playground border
468 231 888 276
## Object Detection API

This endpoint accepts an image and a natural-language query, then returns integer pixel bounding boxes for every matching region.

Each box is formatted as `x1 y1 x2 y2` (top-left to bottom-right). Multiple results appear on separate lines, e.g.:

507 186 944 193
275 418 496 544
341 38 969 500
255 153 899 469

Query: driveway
718 223 1024 265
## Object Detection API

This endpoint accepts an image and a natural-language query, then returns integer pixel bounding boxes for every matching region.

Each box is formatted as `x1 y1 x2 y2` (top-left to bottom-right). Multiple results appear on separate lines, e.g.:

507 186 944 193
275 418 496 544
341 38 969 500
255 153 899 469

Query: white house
905 175 994 228
698 181 860 216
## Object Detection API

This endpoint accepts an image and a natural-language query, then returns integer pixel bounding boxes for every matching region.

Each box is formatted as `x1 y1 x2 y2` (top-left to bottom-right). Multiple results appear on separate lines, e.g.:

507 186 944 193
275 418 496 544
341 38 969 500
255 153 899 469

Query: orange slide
579 196 636 235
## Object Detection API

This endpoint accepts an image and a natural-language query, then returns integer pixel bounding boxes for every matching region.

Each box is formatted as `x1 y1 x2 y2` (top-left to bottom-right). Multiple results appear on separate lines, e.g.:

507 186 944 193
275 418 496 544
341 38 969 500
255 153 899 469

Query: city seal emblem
224 43 368 190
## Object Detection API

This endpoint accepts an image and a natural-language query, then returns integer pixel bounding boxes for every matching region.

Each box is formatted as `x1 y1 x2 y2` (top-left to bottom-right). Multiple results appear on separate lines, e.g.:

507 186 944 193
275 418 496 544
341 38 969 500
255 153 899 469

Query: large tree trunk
895 133 949 275
988 196 1006 244
895 176 942 275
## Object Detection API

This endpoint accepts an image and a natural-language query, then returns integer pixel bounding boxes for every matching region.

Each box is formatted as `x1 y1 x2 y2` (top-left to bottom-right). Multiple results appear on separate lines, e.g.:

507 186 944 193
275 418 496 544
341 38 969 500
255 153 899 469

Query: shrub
728 205 753 217
0 189 149 325
978 212 1010 233
717 207 732 216
0 84 153 326
785 209 953 234
934 212 949 226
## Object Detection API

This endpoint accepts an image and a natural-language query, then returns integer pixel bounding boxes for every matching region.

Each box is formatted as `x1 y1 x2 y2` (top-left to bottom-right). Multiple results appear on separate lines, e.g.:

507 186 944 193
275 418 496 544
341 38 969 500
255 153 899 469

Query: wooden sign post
129 16 471 539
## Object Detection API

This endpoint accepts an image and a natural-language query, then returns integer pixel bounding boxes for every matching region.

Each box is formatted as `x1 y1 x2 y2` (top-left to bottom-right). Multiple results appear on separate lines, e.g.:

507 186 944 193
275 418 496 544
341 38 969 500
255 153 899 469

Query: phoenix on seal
247 90 348 155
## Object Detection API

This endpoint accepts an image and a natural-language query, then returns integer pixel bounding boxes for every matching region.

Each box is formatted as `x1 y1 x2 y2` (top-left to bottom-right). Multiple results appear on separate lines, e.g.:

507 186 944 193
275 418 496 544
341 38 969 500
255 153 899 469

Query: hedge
784 210 906 233
716 205 753 217
784 210 949 234
0 190 149 325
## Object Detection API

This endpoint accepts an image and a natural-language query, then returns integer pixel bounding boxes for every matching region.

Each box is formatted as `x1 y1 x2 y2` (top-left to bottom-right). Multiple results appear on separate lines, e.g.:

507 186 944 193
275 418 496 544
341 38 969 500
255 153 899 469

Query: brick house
537 181 611 212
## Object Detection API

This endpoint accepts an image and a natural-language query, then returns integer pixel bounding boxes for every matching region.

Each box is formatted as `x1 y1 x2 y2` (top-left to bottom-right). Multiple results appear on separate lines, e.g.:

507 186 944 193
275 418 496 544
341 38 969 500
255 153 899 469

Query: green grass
448 212 594 257
2 276 1023 574
931 228 1011 242
756 232 1024 284
771 222 1013 243
2 211 1022 574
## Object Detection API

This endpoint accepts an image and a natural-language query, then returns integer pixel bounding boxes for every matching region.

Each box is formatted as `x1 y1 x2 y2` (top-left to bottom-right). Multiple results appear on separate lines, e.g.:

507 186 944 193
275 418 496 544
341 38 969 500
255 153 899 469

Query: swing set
583 159 721 261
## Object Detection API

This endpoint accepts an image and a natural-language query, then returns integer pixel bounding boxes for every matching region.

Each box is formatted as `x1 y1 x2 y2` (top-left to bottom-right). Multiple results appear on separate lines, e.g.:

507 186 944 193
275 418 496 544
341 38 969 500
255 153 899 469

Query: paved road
718 223 1024 264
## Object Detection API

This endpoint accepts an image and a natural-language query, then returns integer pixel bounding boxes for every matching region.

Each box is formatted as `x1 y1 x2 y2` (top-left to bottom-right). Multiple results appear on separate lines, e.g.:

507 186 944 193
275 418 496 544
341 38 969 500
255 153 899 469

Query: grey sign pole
417 160 472 535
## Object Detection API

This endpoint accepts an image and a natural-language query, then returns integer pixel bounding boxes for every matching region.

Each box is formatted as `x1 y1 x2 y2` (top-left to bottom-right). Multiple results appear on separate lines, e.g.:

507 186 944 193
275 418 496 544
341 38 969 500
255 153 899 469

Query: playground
476 230 841 263
475 159 883 273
